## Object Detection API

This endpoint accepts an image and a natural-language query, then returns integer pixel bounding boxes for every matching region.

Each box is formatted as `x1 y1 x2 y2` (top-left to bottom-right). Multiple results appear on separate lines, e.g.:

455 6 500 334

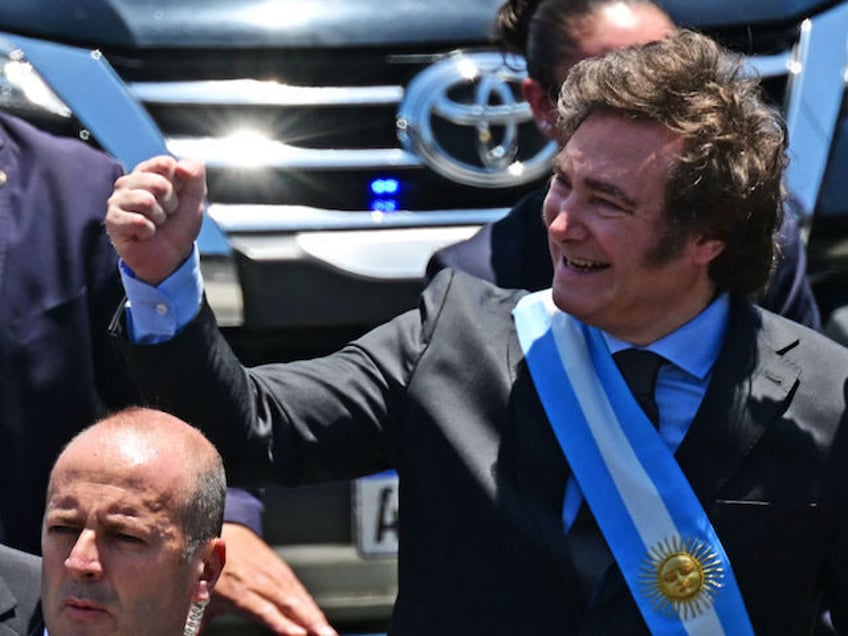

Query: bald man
40 407 227 636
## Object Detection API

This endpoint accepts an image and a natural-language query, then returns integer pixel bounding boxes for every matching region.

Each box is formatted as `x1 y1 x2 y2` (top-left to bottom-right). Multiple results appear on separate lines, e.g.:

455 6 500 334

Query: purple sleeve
223 487 265 536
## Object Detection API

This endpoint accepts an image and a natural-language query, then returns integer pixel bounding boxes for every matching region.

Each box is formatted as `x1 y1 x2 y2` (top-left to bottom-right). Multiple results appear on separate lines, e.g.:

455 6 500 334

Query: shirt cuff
223 488 265 536
119 245 203 344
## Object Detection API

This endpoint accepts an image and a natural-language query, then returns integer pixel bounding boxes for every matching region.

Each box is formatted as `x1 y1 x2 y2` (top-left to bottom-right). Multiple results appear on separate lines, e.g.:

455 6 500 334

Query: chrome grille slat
167 137 422 169
208 202 510 232
129 79 404 106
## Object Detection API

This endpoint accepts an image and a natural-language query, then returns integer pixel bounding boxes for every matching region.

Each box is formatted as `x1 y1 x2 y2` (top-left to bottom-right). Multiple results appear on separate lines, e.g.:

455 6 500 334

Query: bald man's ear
522 78 557 138
193 538 226 604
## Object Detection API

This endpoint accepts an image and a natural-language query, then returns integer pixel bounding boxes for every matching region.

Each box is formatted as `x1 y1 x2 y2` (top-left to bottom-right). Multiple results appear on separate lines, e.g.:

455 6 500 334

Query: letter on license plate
353 471 399 557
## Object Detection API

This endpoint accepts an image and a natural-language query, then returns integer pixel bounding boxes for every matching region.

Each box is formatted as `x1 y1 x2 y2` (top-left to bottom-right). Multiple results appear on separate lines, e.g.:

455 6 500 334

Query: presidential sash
513 290 753 635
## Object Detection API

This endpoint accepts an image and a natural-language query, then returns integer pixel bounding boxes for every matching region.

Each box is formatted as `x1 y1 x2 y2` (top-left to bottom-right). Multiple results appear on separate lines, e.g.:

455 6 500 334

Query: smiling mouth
564 257 609 272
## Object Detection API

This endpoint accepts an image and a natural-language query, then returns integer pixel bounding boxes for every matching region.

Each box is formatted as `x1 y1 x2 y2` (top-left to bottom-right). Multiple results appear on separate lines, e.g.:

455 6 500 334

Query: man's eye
47 525 79 536
114 532 144 544
551 175 571 190
598 198 621 209
593 197 626 213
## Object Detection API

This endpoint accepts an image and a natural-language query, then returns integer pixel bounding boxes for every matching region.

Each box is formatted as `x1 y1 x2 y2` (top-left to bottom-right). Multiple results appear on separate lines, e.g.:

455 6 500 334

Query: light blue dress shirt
119 246 203 343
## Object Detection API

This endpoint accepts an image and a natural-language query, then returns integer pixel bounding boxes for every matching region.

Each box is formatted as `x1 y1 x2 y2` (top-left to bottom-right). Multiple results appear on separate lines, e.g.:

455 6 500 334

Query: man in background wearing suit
105 32 848 634
0 110 138 555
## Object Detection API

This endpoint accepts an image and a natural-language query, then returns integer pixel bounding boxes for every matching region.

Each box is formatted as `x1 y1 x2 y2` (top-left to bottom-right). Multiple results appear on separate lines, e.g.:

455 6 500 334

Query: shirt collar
603 293 730 380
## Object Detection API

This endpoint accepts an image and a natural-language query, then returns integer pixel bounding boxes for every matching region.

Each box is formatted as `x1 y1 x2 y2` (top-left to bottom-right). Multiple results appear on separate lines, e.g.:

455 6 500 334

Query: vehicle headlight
0 41 71 120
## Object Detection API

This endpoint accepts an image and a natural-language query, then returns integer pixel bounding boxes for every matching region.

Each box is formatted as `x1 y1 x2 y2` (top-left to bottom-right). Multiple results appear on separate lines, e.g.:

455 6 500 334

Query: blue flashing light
370 178 400 196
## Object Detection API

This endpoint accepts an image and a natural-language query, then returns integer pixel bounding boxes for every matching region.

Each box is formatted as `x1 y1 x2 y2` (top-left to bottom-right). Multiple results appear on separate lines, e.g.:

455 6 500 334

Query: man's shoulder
0 544 42 634
747 300 848 363
426 267 528 303
426 222 496 281
0 543 40 573
0 111 122 178
423 268 528 330
0 112 124 237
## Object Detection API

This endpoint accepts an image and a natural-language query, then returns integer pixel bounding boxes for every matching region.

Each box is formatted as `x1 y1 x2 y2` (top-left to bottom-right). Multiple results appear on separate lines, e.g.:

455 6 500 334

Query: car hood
0 0 503 48
0 0 841 49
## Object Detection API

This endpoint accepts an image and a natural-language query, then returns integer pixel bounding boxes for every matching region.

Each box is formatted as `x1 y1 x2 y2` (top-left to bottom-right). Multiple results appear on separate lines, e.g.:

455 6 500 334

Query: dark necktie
613 349 664 427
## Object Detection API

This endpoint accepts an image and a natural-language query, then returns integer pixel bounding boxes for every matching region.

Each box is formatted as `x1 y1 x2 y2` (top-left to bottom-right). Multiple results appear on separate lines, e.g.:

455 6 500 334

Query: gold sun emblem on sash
638 536 725 620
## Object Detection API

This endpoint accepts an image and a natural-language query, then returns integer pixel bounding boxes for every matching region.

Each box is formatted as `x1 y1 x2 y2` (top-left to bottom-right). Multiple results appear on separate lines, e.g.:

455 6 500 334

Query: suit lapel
0 573 21 636
676 298 800 504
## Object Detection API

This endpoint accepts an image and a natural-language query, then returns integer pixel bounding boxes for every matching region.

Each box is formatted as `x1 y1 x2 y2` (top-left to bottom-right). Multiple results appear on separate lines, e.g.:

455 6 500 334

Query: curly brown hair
557 30 786 294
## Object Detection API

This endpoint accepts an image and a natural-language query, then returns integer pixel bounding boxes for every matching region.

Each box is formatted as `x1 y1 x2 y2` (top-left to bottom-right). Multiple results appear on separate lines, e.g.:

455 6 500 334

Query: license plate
353 470 399 557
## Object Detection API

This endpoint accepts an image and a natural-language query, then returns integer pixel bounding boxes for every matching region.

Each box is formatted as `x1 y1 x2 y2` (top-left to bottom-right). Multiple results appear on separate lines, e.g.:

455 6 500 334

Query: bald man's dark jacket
0 545 42 636
116 269 848 635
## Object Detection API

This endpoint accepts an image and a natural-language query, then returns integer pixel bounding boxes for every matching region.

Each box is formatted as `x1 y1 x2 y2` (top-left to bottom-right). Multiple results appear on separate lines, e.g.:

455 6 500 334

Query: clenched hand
105 155 207 285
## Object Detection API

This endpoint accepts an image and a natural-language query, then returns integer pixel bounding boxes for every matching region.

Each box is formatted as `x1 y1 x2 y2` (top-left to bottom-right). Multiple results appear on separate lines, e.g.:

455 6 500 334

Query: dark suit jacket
0 112 260 552
117 270 848 635
0 545 42 636
0 113 140 553
428 188 823 330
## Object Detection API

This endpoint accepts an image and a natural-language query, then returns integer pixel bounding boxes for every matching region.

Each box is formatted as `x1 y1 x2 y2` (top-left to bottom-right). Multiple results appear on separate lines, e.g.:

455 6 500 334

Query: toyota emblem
397 51 556 188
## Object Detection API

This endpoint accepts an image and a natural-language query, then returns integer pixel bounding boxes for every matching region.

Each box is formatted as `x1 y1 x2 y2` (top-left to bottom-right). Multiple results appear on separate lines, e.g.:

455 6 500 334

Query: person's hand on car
106 155 206 285
207 522 339 636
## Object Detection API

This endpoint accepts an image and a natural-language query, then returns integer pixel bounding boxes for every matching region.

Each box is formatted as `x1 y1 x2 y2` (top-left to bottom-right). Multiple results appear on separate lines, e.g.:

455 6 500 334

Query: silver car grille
102 3 848 236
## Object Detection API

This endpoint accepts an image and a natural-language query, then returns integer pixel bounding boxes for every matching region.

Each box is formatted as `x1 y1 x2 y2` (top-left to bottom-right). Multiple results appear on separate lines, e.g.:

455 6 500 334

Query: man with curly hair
106 32 848 634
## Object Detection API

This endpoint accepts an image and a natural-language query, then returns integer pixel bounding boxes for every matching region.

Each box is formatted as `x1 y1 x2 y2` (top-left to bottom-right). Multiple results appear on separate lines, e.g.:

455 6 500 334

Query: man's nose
548 196 588 241
65 530 103 581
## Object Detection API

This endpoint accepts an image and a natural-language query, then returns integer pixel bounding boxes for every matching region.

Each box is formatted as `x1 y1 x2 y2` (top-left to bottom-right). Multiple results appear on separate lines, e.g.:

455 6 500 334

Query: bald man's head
51 407 227 555
41 407 226 636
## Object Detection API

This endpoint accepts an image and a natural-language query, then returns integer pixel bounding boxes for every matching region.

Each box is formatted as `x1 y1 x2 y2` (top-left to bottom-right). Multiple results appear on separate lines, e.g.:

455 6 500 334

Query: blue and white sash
513 291 752 635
